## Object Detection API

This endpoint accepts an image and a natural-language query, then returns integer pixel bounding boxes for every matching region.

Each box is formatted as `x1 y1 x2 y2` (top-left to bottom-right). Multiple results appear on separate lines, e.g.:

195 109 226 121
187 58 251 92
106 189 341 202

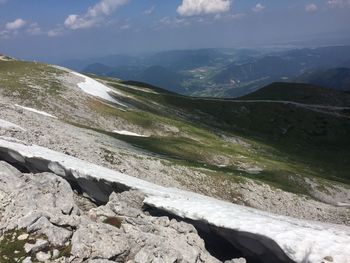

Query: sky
0 0 350 61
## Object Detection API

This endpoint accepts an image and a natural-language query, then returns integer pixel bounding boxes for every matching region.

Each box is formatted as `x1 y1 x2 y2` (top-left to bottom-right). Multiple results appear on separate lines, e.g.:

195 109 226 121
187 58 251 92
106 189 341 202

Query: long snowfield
0 138 349 263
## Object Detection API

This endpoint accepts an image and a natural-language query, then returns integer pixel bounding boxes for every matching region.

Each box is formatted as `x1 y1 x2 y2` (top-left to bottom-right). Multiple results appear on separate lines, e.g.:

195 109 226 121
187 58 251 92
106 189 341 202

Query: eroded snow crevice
0 138 349 263
145 205 295 263
0 144 294 263
0 147 130 205
0 147 291 263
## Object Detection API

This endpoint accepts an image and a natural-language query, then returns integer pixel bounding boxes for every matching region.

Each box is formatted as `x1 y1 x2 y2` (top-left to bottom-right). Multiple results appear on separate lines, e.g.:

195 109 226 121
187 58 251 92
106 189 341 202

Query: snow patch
15 104 57 119
117 82 159 94
0 138 349 263
0 55 13 61
336 202 350 208
70 72 127 107
0 119 26 131
50 65 71 72
144 196 350 263
113 130 149 137
51 65 128 107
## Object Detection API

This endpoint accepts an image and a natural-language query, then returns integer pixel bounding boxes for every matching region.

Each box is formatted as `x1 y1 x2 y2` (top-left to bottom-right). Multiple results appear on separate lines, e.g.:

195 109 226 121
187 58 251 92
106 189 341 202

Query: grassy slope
96 78 350 193
1 61 349 197
241 82 350 107
295 68 350 92
0 60 66 108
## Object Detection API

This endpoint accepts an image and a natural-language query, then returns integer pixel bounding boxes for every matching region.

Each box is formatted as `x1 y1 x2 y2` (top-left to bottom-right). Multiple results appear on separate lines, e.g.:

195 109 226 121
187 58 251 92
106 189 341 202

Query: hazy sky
0 0 350 61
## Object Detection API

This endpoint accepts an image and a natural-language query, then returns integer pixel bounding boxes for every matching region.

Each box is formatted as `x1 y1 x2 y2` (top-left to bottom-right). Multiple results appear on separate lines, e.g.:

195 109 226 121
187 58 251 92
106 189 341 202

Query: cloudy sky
0 0 350 61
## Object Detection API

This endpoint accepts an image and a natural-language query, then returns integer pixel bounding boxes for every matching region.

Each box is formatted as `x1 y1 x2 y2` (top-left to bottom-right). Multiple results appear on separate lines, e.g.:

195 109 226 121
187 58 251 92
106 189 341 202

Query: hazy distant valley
61 45 350 98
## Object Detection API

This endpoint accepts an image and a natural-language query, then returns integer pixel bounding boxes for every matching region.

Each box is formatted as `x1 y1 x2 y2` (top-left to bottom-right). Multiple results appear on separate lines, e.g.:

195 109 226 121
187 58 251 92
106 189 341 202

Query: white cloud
27 23 42 35
120 24 130 30
64 0 129 30
229 13 246 20
47 28 64 37
177 0 231 17
252 3 265 12
154 16 190 30
64 14 96 30
5 18 26 30
327 0 350 8
143 6 155 15
155 8 245 30
0 30 10 39
305 3 318 12
1 18 42 39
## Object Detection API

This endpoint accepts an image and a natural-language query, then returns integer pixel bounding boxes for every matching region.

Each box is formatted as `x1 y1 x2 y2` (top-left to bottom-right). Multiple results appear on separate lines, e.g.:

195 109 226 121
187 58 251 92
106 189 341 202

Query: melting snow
70 72 127 107
117 82 159 94
15 104 57 119
145 196 350 263
0 138 349 263
0 119 26 131
51 65 127 107
113 130 149 137
0 55 12 61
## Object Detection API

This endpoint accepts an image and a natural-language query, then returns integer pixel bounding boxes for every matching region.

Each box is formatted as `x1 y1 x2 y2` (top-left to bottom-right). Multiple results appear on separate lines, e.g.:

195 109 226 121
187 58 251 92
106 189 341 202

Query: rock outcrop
0 161 224 263
1 138 350 263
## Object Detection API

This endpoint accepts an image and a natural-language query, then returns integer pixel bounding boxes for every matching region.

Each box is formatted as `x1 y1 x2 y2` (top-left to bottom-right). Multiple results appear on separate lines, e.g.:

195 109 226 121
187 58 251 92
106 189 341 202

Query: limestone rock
0 161 226 263
71 223 129 261
225 258 247 263
22 257 33 263
93 191 220 263
27 217 72 246
17 233 29 240
36 251 51 262
24 239 49 253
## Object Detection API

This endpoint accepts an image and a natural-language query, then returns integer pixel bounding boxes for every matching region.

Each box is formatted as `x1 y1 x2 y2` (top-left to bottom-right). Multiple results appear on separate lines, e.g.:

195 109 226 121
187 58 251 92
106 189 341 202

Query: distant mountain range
60 46 350 97
241 82 350 107
295 68 350 92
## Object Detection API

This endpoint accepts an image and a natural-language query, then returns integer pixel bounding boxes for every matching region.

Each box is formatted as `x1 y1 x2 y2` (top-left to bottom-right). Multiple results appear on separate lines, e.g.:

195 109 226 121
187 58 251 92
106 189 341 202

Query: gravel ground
0 70 349 226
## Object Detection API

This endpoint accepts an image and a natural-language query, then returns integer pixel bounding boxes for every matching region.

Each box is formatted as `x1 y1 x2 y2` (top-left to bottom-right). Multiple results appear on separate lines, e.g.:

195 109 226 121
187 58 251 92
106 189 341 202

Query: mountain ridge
295 67 350 92
76 46 350 98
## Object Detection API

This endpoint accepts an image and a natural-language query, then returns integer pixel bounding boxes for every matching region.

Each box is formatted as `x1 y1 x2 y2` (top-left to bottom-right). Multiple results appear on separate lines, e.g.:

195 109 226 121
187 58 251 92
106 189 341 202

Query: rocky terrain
1 161 245 263
0 58 349 262
0 99 349 227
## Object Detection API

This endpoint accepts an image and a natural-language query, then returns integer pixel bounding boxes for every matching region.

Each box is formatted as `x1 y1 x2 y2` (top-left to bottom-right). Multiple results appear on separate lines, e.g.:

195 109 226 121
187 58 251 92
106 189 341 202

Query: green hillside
295 68 350 92
1 60 350 198
99 79 350 188
241 82 350 107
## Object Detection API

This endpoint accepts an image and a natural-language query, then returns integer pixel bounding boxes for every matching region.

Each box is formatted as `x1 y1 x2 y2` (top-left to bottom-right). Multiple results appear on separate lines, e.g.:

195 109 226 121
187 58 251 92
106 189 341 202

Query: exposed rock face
2 138 350 263
0 99 349 227
90 191 218 263
0 161 223 263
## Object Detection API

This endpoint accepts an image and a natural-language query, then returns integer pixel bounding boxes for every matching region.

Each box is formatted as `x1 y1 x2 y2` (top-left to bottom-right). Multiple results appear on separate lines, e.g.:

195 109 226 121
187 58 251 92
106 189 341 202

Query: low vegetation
0 60 65 108
0 230 28 263
1 60 349 198
78 78 350 195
